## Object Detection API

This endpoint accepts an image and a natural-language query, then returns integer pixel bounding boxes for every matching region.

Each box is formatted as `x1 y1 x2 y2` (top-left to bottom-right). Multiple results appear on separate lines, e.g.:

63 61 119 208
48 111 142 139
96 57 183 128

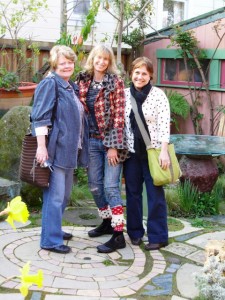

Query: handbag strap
130 94 151 149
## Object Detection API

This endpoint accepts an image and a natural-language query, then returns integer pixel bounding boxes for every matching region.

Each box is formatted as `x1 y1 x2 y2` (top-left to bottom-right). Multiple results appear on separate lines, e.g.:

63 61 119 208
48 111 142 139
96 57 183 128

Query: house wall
1 1 224 45
143 18 225 135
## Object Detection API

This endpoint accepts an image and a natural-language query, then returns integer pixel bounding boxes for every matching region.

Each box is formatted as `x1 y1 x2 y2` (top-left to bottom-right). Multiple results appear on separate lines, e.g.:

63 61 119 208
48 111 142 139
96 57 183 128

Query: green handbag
130 95 182 186
147 144 181 186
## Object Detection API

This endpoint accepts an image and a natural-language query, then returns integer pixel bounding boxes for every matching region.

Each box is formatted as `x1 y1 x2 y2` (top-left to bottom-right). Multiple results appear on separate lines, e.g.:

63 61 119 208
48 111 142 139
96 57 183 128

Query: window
163 0 185 27
73 0 90 15
161 58 209 86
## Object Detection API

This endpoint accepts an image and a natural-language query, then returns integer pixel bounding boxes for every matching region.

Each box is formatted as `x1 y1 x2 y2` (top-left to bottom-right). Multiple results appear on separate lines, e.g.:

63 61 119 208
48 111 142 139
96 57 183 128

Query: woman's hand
107 148 119 166
36 136 48 165
159 142 170 170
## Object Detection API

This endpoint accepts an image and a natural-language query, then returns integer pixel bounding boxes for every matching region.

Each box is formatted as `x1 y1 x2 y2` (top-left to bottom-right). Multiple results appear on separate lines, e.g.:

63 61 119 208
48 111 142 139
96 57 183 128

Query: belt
89 133 102 139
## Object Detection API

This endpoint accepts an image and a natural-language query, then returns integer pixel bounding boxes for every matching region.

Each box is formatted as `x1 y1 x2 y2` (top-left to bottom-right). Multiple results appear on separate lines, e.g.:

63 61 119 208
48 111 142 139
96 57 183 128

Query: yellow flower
19 261 43 297
5 196 29 230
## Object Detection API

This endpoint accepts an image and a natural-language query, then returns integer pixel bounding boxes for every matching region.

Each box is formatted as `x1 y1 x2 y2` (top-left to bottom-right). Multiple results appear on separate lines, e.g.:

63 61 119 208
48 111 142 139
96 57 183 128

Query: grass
168 217 184 231
69 184 93 206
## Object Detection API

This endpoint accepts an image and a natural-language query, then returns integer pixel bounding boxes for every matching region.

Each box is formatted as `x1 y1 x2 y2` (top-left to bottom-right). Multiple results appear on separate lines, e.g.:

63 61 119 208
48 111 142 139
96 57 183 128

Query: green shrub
20 184 43 210
74 168 88 186
166 178 221 218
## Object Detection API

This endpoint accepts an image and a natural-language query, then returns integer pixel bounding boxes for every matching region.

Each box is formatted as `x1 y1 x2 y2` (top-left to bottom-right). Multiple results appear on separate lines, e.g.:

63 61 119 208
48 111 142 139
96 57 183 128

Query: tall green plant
178 180 199 213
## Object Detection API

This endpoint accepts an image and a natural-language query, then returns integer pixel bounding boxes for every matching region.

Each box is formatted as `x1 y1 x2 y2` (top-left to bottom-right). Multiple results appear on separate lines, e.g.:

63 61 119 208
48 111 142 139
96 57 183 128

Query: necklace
91 79 103 89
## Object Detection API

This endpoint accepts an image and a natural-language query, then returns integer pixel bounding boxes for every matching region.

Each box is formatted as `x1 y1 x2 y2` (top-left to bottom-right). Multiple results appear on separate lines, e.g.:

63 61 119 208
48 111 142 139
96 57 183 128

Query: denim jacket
31 72 89 169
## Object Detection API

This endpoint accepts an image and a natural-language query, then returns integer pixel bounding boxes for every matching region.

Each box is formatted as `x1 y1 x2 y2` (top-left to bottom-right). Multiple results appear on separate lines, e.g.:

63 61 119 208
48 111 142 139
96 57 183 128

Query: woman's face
131 65 151 90
93 52 110 74
55 55 74 81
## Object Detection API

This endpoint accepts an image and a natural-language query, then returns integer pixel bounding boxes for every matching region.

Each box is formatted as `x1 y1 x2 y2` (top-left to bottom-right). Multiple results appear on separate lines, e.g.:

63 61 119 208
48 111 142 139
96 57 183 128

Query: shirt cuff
35 126 48 136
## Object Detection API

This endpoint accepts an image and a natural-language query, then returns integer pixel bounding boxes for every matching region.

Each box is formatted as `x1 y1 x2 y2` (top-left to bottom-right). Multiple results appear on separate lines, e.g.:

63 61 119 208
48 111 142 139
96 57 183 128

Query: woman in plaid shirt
76 44 128 253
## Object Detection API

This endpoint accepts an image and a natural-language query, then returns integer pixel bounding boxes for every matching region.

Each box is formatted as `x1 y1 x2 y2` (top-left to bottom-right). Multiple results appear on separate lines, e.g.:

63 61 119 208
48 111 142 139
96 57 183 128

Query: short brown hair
49 45 77 70
130 57 153 80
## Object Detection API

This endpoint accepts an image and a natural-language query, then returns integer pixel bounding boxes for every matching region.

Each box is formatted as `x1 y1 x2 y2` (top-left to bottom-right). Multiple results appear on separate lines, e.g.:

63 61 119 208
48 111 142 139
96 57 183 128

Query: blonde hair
84 44 119 75
49 45 77 70
130 57 154 80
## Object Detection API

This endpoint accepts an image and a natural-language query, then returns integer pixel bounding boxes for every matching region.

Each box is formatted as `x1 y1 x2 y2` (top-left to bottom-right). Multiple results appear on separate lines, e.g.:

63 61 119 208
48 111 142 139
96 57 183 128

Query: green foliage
0 67 19 91
69 184 92 207
20 184 43 210
79 0 100 44
0 0 48 84
0 106 31 180
166 176 223 218
103 259 115 266
165 90 190 131
122 28 145 48
193 190 220 217
170 26 207 60
190 218 213 228
167 217 184 231
178 180 199 213
74 168 88 186
56 32 73 47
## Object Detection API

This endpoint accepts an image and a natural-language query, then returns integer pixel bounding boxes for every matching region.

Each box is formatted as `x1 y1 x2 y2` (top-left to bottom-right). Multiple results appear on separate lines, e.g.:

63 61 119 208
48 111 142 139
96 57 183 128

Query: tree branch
122 0 152 31
104 6 121 22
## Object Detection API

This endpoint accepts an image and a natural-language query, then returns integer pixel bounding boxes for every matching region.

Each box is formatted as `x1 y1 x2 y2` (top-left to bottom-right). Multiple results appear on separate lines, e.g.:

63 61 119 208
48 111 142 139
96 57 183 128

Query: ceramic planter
0 82 37 110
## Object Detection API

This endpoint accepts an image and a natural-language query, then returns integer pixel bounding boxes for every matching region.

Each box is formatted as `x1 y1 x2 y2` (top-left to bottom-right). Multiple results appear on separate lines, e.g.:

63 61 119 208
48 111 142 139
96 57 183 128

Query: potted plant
0 0 48 111
165 90 190 132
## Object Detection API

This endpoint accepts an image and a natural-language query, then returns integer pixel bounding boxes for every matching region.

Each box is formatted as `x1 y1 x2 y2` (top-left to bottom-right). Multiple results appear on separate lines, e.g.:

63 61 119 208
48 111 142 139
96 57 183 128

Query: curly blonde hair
49 45 77 71
84 44 119 75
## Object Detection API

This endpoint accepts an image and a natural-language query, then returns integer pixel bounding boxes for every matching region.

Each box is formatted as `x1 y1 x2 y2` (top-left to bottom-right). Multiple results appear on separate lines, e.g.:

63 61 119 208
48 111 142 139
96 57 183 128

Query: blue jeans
123 152 168 244
88 138 123 209
41 166 74 248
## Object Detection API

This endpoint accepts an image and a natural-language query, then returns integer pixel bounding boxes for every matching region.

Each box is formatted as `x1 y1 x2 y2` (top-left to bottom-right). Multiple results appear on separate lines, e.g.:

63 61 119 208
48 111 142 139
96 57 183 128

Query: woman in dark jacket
76 44 127 253
31 45 88 254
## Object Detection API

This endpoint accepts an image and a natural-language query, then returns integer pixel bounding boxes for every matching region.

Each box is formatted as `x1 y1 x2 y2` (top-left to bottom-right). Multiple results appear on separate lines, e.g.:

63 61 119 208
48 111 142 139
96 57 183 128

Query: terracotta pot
0 82 37 110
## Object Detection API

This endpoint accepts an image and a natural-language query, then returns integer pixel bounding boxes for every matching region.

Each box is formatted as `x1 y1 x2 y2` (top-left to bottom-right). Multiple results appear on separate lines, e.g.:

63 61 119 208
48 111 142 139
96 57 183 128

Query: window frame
156 49 225 91
161 58 209 87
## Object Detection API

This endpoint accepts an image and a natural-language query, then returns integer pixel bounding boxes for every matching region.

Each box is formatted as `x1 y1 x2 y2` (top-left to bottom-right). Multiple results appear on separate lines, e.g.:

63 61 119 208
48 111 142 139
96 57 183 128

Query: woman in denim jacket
76 44 127 253
31 45 88 254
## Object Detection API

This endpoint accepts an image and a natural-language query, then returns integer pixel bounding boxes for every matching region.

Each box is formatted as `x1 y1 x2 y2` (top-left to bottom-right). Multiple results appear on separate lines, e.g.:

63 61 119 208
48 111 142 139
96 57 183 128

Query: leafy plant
122 28 145 49
0 0 48 88
0 67 19 91
165 89 190 131
195 256 225 300
178 180 199 213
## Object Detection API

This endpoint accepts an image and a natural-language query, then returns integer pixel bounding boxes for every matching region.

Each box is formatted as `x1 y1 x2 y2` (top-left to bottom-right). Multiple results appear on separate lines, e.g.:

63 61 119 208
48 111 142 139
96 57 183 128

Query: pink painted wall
143 20 225 135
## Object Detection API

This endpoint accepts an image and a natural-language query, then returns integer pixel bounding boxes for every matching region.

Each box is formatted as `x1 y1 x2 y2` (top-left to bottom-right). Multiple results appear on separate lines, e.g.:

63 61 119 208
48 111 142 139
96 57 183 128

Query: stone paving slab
186 230 225 248
164 242 198 257
0 294 23 300
0 218 221 300
0 226 164 298
176 263 201 299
